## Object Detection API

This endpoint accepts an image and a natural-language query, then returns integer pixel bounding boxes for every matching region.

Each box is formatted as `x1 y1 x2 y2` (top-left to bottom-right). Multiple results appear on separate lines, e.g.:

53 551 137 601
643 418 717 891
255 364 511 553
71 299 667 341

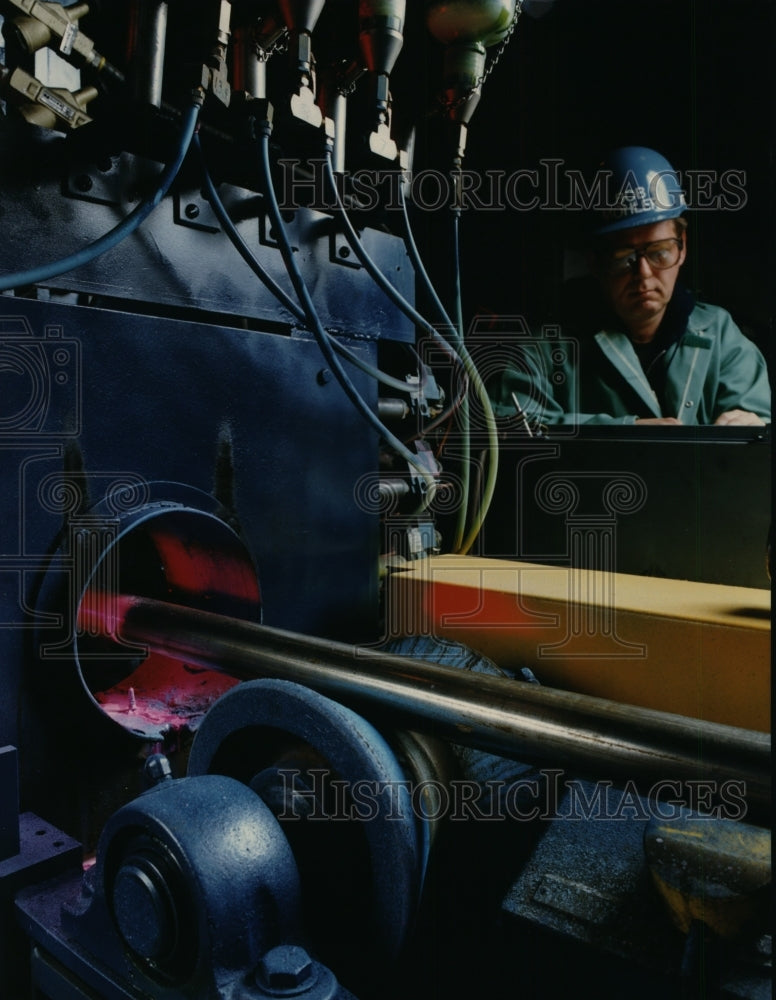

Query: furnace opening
74 506 261 740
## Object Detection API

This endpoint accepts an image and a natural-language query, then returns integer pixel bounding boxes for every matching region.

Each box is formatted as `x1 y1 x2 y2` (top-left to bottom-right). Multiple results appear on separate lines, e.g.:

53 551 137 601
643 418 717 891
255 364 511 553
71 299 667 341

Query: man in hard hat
489 146 771 427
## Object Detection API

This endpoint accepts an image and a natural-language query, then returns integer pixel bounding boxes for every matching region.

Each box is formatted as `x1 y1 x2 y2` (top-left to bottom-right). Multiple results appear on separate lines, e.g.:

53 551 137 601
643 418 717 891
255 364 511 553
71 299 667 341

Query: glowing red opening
75 508 261 740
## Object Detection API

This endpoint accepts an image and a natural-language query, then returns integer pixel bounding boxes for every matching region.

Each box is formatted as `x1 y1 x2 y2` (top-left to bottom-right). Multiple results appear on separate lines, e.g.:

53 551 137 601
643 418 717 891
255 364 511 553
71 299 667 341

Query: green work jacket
489 302 771 426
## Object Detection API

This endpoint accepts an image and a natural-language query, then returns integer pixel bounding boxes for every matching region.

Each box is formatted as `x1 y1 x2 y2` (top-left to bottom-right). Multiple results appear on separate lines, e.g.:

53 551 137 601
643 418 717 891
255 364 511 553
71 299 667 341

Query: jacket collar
594 330 663 415
593 296 714 422
566 279 702 417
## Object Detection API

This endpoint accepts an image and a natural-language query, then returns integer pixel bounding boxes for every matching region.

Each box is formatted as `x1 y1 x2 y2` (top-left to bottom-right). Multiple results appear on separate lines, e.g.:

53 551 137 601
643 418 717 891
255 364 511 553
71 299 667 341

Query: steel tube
81 595 771 810
134 0 168 107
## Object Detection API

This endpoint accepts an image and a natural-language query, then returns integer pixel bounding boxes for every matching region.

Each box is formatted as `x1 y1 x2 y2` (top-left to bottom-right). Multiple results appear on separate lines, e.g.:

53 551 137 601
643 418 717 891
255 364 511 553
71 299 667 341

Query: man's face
593 220 687 338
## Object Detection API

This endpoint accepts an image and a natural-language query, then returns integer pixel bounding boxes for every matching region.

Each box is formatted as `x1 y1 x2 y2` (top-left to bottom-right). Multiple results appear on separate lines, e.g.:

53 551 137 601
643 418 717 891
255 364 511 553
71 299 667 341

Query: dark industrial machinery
0 1 771 998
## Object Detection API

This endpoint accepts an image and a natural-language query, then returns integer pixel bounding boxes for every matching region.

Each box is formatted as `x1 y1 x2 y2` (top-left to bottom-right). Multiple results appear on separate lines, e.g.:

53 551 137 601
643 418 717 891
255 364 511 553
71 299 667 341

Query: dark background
405 0 773 359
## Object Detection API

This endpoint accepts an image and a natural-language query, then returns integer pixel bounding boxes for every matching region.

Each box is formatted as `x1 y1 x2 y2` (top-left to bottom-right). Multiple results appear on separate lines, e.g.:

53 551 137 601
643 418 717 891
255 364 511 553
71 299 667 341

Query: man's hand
635 417 683 425
714 410 766 426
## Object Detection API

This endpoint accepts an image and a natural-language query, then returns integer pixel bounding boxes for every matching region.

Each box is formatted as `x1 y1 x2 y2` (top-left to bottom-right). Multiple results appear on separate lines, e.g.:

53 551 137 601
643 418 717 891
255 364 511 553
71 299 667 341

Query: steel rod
134 0 168 108
80 595 771 810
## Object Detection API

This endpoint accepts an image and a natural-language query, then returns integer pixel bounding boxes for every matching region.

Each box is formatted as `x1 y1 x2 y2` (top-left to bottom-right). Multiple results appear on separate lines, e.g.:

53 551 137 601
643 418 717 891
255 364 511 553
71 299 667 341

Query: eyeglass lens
607 239 682 273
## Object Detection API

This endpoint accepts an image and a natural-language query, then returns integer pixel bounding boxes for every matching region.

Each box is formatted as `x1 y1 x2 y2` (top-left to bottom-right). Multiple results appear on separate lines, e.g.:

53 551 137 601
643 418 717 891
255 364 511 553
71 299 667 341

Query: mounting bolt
256 945 315 994
184 202 201 219
143 753 173 787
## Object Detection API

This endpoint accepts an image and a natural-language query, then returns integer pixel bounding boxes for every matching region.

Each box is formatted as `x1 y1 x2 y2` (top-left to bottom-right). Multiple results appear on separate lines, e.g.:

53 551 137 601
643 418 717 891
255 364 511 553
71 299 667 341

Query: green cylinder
426 0 516 48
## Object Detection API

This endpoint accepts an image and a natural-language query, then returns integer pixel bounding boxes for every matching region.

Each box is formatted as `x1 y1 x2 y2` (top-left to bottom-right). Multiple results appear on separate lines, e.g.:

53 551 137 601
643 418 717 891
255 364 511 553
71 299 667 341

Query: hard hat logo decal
607 169 656 220
603 169 686 222
590 147 688 235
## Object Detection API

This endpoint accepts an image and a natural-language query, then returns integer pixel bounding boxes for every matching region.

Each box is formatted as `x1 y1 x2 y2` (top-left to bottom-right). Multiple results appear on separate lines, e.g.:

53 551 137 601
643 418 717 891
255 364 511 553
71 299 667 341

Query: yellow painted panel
385 556 771 732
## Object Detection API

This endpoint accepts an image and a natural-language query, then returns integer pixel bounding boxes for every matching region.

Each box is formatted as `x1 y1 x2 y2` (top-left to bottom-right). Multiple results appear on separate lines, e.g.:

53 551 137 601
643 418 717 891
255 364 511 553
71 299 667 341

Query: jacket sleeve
487 342 639 427
487 352 566 425
712 313 771 421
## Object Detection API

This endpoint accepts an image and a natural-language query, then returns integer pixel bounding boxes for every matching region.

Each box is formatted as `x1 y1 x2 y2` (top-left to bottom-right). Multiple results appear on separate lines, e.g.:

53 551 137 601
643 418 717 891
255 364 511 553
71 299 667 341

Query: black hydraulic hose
322 155 464 366
195 135 418 395
451 205 465 339
0 96 203 292
397 188 474 547
254 116 437 498
398 188 460 342
393 230 469 444
322 155 498 554
448 205 470 550
194 133 306 323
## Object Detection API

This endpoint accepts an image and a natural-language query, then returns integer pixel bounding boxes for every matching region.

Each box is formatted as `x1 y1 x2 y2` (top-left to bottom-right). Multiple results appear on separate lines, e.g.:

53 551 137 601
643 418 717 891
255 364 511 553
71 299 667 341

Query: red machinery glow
75 513 261 740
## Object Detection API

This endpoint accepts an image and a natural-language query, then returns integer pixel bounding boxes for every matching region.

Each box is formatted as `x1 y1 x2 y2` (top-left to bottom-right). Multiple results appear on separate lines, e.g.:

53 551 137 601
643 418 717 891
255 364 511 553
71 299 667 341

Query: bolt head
257 945 314 992
144 753 173 786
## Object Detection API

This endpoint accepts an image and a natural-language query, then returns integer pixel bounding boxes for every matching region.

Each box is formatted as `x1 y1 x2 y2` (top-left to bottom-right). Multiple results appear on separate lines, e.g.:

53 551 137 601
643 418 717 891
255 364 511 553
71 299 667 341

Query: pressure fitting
7 0 124 82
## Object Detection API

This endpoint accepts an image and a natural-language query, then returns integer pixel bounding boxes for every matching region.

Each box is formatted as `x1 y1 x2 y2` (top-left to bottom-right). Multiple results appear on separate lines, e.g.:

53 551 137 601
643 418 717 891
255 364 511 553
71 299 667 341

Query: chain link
479 0 523 88
253 24 289 62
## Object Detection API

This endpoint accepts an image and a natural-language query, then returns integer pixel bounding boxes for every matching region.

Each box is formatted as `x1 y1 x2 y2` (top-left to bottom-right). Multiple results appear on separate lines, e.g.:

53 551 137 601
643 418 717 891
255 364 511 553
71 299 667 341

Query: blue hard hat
591 146 687 235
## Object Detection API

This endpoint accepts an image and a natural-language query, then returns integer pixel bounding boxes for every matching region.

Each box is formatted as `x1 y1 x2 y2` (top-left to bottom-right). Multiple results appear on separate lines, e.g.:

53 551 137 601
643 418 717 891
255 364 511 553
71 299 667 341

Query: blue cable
0 99 203 293
196 134 415 395
255 118 437 497
399 190 460 342
194 132 306 324
399 188 471 550
322 155 499 554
